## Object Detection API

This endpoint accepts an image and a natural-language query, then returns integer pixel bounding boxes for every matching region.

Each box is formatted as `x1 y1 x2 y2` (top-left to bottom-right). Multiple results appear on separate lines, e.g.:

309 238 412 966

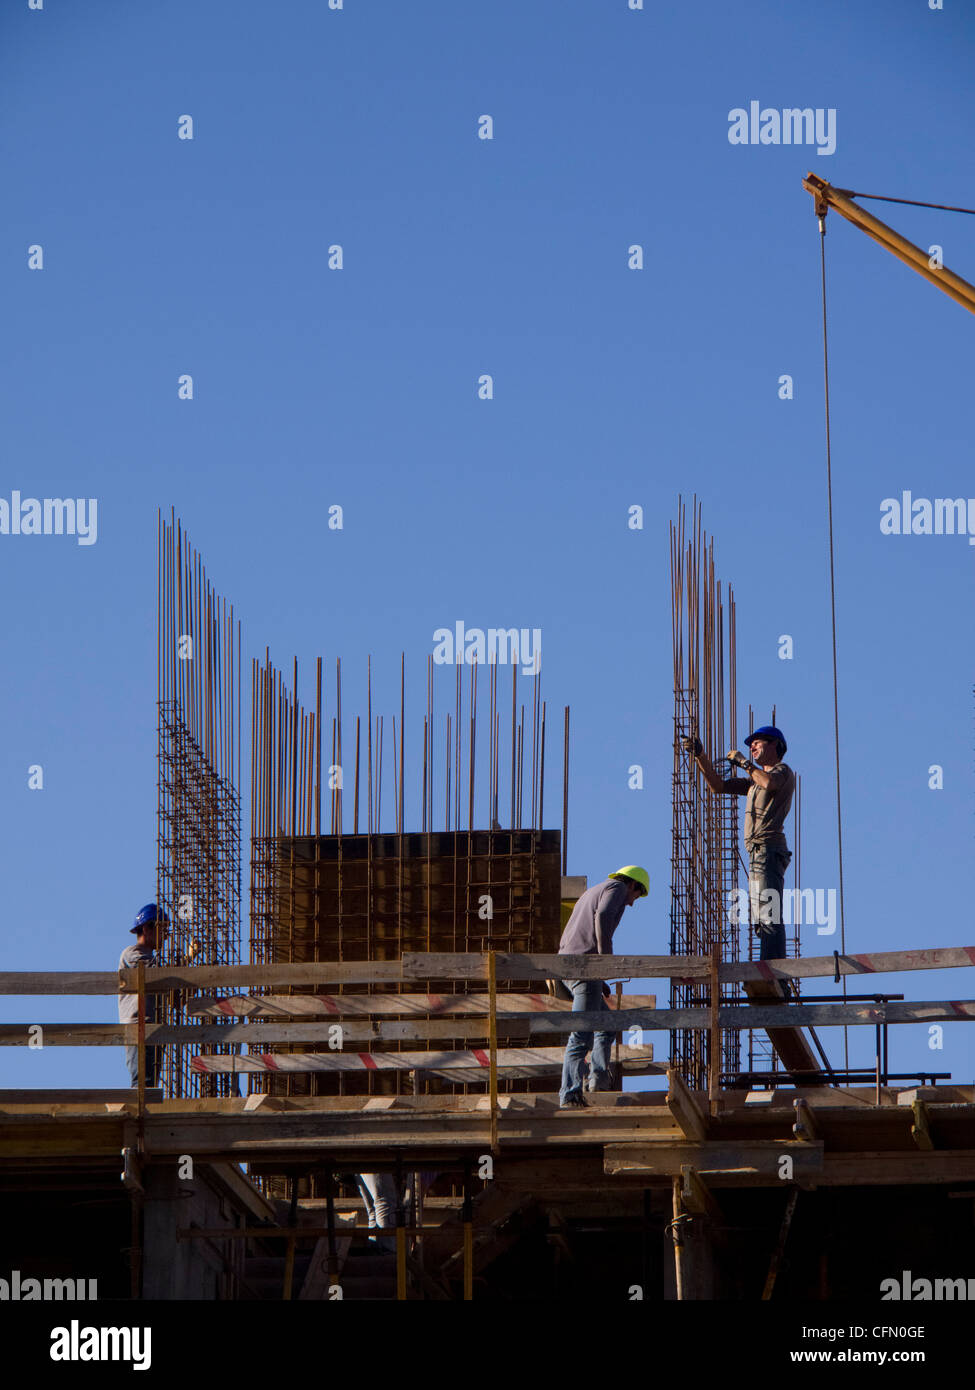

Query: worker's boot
560 1091 588 1108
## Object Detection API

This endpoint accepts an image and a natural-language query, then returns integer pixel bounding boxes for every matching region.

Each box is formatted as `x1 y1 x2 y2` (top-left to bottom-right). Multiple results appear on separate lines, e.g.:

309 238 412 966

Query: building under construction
2 490 973 1303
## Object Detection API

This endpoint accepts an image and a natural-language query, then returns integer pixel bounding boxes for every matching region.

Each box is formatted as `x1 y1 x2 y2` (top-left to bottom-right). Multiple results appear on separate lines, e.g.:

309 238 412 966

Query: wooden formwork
1 945 974 1298
252 830 563 1101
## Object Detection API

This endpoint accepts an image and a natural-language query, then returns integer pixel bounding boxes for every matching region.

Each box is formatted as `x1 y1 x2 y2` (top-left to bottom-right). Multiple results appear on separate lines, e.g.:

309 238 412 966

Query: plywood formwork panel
250 829 563 1104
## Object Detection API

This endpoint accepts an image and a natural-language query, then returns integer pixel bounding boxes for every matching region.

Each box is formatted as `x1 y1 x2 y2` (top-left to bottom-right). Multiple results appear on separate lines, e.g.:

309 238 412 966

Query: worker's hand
726 748 750 770
681 735 703 757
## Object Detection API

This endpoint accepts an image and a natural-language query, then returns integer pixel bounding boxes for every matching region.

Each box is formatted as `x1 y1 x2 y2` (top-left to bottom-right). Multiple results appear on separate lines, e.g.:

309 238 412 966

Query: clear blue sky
2 0 973 1089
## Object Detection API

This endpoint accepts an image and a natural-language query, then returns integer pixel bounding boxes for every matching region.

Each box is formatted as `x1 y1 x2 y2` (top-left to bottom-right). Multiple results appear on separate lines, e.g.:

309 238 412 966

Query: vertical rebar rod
353 716 361 835
509 666 517 829
561 707 569 876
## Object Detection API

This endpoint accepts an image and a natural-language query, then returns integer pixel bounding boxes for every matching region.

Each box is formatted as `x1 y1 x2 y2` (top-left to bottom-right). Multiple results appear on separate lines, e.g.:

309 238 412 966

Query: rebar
156 510 241 1100
248 650 563 1111
669 498 741 1089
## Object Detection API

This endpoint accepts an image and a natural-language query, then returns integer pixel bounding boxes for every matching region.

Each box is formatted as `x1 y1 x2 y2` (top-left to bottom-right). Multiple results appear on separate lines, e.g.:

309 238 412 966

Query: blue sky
2 0 973 1089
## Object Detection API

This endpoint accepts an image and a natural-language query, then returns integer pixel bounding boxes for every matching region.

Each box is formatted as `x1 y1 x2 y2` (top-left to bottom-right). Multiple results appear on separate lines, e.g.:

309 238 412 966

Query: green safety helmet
608 865 650 897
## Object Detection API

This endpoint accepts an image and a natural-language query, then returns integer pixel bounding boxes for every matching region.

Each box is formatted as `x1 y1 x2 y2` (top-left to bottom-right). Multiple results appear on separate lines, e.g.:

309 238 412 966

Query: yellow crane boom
803 171 975 315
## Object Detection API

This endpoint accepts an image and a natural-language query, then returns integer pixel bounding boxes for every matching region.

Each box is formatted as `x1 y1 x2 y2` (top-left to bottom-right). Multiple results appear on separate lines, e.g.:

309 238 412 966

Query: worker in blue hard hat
681 726 795 962
556 867 649 1108
118 904 170 1089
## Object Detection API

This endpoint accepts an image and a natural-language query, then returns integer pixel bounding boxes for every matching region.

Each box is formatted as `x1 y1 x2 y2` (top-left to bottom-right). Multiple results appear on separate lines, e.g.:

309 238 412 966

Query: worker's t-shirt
722 763 796 851
558 878 629 956
118 943 158 1025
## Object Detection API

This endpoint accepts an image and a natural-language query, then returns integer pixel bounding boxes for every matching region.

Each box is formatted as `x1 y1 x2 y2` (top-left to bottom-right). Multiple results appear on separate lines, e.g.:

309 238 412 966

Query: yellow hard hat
609 865 649 897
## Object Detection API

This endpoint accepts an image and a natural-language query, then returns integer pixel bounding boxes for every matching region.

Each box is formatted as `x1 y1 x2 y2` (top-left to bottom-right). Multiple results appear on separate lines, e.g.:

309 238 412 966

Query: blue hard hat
745 725 787 756
131 903 170 934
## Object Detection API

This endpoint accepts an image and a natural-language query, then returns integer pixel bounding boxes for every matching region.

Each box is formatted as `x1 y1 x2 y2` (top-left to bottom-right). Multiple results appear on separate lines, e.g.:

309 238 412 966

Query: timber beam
666 1068 709 1141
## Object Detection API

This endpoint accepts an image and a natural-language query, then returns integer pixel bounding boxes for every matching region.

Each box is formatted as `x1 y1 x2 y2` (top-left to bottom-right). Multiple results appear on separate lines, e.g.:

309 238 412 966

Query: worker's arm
680 736 732 794
727 749 791 792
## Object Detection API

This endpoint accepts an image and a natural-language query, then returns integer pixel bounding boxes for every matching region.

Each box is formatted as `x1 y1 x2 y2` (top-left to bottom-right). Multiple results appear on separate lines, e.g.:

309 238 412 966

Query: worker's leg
560 979 601 1105
126 1045 161 1088
356 1173 397 1251
749 846 792 962
588 992 616 1091
369 1172 398 1229
355 1174 377 1229
146 1047 161 1089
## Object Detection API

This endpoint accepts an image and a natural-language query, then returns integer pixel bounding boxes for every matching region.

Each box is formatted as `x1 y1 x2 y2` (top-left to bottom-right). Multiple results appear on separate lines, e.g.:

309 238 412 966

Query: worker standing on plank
681 726 796 961
118 904 169 1088
557 867 649 1108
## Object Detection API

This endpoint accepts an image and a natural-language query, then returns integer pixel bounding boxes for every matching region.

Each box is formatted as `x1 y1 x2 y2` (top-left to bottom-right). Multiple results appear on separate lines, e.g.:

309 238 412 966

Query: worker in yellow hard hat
557 866 649 1108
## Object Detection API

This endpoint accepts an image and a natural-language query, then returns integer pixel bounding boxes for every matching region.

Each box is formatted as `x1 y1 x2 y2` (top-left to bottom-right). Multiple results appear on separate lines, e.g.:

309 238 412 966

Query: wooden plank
426 1065 659 1085
401 953 710 981
0 964 404 995
5 1103 972 1177
743 980 820 1074
298 1232 354 1300
604 1141 824 1179
3 999 970 1046
0 1019 640 1047
761 1189 799 1300
0 1105 681 1162
439 1190 536 1278
817 1151 975 1186
0 942 971 995
0 1089 162 1106
729 999 975 1028
0 972 123 996
725 944 975 983
680 1164 722 1220
161 1008 661 1042
0 1090 673 1118
0 1025 134 1046
405 946 975 984
188 992 657 1018
666 1068 708 1141
611 1147 975 1188
206 1161 280 1226
189 1044 656 1078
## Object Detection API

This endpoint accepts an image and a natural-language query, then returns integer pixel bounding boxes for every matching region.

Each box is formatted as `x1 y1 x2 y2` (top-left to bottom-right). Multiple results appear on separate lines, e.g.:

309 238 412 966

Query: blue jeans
559 979 615 1103
748 844 793 961
356 1173 398 1251
125 1045 161 1088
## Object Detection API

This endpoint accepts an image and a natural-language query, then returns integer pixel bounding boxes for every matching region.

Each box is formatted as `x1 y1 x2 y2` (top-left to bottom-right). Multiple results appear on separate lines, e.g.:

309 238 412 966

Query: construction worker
681 726 795 961
118 903 169 1088
557 867 649 1108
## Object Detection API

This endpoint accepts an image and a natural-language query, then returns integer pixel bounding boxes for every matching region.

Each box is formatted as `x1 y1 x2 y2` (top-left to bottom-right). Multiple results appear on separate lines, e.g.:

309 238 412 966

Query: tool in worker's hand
681 734 703 756
726 748 752 770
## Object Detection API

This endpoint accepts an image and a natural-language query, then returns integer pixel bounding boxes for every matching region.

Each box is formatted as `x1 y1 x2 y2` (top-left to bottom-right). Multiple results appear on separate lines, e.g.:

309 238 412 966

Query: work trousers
125 1045 161 1088
356 1172 399 1250
748 843 793 962
559 979 614 1104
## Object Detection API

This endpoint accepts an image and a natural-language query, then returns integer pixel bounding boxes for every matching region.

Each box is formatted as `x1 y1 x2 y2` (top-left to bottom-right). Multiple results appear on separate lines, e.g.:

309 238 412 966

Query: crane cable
834 189 975 216
816 206 850 1074
814 184 972 1082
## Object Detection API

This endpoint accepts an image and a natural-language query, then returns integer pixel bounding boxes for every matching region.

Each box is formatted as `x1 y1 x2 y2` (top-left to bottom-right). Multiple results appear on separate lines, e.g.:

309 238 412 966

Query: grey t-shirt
558 878 629 956
118 943 157 1024
722 762 796 851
